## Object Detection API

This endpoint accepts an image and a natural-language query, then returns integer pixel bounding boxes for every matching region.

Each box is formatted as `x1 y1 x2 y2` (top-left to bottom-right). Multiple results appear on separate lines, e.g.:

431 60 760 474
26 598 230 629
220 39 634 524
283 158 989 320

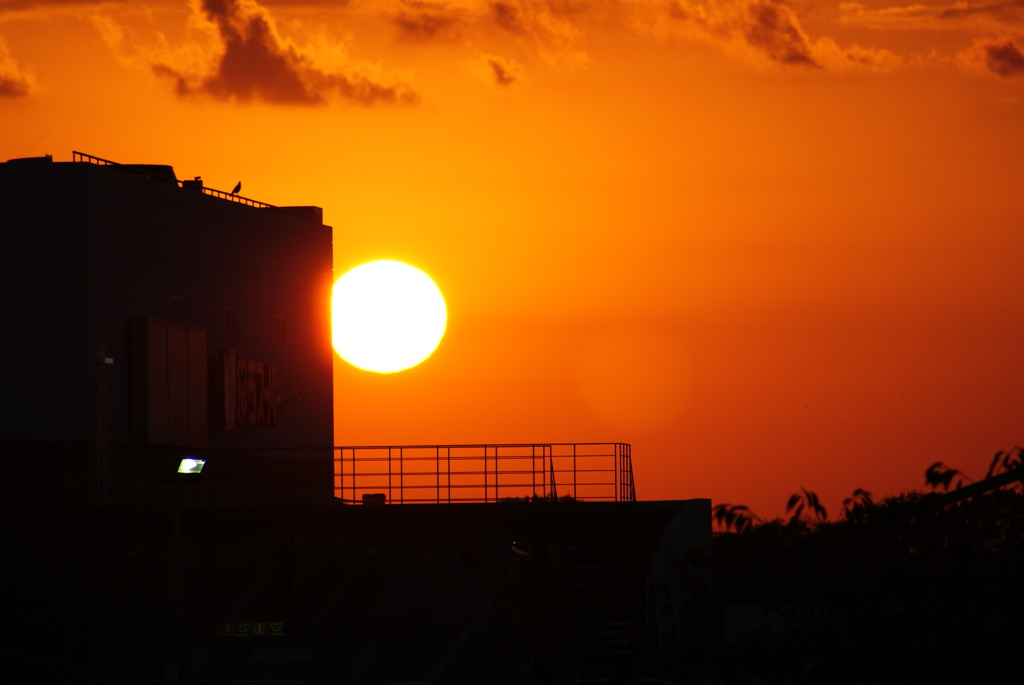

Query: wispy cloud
470 51 524 88
385 0 913 76
0 35 33 97
8 0 1018 103
390 0 588 74
665 0 867 70
839 1 1024 82
393 0 470 41
380 0 590 94
839 0 1024 31
0 0 123 13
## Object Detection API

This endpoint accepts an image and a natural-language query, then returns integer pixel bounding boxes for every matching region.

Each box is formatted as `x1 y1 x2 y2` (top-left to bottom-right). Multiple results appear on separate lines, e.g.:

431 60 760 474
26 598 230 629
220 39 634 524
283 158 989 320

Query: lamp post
168 457 206 683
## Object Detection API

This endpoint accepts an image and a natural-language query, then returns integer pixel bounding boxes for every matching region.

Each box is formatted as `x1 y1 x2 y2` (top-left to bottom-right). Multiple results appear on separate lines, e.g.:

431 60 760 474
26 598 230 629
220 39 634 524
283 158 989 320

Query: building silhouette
1 152 335 506
1 152 710 685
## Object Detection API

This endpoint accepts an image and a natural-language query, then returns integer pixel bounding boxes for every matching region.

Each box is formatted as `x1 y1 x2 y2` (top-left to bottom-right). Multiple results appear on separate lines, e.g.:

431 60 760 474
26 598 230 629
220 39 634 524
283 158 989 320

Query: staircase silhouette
554 537 643 681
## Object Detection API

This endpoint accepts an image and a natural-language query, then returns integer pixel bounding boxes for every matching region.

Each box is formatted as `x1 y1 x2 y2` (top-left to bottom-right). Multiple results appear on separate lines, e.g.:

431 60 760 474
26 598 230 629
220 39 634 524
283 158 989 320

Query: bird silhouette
231 181 241 195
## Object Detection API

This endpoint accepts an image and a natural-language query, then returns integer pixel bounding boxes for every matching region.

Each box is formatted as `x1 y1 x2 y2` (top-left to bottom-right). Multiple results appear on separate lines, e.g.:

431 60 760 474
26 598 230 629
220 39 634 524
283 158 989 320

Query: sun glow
332 260 447 373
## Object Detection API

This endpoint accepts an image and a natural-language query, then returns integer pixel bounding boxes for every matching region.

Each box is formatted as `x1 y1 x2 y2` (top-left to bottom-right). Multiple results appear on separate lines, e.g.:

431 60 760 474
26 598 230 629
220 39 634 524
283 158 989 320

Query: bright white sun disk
332 260 447 373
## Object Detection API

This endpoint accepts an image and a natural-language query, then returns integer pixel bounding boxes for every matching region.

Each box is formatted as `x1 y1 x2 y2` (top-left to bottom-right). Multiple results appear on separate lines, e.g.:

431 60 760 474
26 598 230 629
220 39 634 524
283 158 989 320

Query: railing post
573 444 578 501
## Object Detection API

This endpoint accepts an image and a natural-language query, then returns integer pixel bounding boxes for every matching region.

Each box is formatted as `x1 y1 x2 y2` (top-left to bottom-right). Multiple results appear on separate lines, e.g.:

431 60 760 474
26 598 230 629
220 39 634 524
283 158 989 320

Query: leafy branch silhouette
711 503 761 533
786 487 827 524
924 462 972 492
841 488 874 523
985 446 1024 489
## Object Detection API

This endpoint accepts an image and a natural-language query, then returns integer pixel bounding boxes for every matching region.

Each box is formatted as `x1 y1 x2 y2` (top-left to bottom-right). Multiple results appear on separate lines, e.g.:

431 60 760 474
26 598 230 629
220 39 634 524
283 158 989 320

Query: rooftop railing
334 443 636 504
73 150 277 210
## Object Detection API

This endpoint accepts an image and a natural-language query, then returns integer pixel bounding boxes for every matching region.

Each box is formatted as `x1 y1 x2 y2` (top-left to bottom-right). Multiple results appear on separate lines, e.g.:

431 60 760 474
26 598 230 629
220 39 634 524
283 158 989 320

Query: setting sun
332 260 447 374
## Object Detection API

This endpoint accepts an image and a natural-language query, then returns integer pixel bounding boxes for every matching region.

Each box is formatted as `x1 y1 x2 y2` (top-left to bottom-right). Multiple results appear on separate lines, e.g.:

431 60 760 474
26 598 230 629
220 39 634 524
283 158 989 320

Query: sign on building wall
222 348 277 429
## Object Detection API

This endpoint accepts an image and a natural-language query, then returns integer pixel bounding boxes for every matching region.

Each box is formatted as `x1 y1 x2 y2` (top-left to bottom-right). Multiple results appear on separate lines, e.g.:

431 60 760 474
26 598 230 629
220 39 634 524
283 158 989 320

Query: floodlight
177 458 206 475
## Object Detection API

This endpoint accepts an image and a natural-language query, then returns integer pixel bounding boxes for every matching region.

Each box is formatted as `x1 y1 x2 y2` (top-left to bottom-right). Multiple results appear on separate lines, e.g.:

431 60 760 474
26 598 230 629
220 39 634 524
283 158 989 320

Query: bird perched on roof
231 181 241 195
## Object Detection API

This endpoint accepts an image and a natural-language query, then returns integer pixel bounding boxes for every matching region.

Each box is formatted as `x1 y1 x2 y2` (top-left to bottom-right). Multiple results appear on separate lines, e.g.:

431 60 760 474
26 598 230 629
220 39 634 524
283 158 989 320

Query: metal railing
73 150 277 210
333 443 635 504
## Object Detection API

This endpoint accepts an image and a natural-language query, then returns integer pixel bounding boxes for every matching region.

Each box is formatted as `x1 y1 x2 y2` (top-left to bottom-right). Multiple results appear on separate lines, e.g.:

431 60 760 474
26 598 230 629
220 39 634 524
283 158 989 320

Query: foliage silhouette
985 446 1024 490
785 487 827 524
924 461 972 491
840 487 874 523
711 503 761 533
498 493 576 503
708 451 1024 682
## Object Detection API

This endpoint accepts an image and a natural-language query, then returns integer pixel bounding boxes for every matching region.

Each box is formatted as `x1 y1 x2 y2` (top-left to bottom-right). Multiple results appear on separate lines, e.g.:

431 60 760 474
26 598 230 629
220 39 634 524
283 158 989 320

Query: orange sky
3 0 1023 519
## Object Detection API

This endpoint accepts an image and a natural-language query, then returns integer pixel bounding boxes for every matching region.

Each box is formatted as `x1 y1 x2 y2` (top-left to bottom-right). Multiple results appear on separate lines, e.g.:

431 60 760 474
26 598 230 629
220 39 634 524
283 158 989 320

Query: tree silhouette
711 503 761 533
841 488 874 522
924 462 972 492
785 487 826 524
710 459 1024 683
985 446 1024 491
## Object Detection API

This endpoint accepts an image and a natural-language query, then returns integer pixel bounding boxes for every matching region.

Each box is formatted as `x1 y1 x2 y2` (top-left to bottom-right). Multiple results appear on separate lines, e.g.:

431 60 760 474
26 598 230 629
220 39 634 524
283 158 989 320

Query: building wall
0 156 334 505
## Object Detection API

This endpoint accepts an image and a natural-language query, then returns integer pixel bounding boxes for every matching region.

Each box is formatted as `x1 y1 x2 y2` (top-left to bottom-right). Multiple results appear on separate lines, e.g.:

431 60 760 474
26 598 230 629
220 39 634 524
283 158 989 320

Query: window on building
130 318 208 446
170 296 184 323
274 314 286 343
225 306 238 335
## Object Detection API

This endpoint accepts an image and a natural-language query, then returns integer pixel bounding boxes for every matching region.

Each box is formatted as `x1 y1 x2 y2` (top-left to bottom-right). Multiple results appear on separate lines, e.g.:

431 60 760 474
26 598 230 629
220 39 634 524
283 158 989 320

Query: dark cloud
669 0 819 68
202 2 313 103
0 73 30 97
745 0 818 67
984 37 1024 77
156 0 418 105
394 1 468 41
0 36 32 97
487 55 518 86
491 1 527 34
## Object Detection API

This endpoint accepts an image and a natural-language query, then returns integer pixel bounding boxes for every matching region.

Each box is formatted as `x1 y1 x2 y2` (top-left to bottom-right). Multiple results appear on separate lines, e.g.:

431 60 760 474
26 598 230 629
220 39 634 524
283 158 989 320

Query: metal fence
333 443 635 504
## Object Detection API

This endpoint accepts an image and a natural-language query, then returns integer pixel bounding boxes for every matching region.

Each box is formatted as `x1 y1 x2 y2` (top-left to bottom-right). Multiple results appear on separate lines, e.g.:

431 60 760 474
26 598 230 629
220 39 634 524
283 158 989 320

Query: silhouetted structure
1 151 334 677
335 442 636 504
1 153 711 685
1 151 335 509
